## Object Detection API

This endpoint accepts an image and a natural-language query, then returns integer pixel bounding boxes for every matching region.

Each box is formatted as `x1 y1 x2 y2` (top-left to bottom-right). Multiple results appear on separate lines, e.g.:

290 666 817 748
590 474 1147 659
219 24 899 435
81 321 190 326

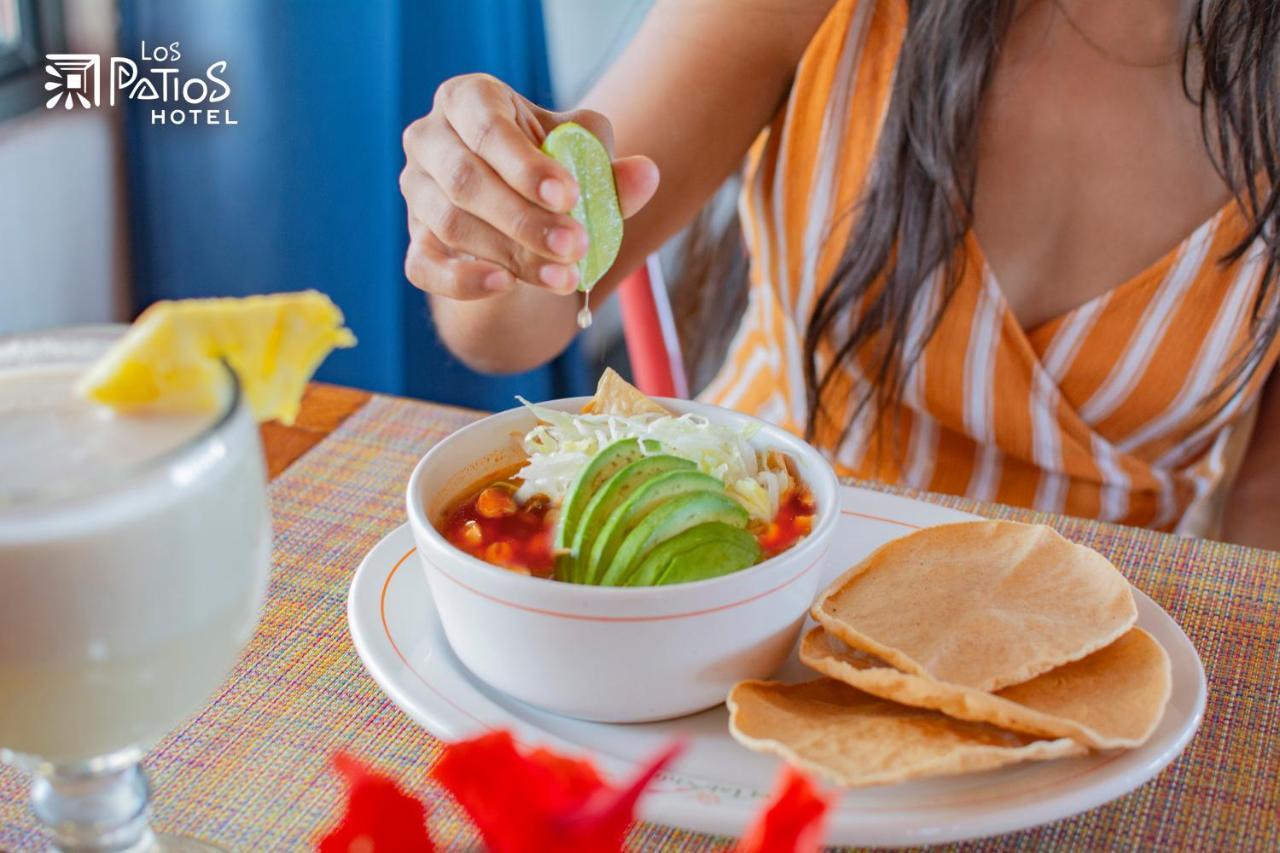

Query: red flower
432 730 682 853
317 752 434 852
735 766 831 853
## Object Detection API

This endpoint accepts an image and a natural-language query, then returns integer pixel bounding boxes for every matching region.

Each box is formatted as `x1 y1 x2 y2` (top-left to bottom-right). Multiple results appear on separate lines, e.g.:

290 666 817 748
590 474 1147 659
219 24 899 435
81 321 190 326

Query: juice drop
576 291 592 329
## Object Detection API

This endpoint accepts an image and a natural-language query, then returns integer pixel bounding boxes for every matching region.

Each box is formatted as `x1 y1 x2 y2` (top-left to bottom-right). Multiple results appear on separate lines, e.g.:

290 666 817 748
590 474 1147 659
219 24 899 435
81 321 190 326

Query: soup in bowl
405 374 838 722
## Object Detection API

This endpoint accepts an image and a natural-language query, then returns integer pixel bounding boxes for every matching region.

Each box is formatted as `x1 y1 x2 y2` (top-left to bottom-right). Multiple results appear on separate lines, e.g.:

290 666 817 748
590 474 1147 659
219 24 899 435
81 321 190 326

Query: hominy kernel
476 487 517 518
462 519 483 546
484 541 514 565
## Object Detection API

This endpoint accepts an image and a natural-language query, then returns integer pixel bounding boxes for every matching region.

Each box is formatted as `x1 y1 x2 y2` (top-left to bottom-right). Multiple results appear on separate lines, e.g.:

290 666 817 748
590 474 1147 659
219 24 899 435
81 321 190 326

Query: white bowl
405 397 839 722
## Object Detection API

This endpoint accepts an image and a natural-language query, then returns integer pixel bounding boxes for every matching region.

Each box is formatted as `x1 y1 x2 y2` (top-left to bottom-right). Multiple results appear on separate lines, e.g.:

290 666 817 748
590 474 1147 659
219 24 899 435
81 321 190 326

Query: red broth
441 480 556 578
753 489 817 559
440 470 816 580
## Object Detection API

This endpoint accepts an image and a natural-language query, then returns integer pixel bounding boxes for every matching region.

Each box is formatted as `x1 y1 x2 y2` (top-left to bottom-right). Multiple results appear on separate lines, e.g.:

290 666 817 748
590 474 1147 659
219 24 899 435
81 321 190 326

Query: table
2 386 1277 850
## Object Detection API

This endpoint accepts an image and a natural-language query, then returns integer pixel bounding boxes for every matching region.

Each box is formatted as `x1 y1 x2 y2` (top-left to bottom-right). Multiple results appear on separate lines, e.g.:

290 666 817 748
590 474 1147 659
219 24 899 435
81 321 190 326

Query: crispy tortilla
581 367 670 417
800 627 1170 749
812 521 1137 692
727 678 1085 788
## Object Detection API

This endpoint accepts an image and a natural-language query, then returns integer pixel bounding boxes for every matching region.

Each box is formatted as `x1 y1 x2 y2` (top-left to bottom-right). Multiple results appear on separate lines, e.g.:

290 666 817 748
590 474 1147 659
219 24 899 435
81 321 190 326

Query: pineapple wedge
77 291 357 425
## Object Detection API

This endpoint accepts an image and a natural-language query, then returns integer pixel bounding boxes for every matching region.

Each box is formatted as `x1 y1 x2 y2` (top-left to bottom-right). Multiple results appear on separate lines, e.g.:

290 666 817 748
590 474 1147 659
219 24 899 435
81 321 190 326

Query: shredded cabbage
513 398 792 521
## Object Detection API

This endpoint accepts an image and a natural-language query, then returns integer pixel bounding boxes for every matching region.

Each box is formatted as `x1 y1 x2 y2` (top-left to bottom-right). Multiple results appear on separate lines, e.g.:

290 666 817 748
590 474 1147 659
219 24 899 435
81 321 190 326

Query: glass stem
29 753 154 852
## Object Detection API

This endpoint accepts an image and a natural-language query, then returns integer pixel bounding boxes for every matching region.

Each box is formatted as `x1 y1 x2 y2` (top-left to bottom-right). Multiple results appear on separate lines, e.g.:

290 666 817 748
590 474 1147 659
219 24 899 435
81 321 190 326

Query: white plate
348 486 1205 847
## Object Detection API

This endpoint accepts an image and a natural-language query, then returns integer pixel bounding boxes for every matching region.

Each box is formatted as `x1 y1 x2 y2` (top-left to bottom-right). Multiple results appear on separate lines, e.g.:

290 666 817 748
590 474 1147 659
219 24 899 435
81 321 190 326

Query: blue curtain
120 0 589 408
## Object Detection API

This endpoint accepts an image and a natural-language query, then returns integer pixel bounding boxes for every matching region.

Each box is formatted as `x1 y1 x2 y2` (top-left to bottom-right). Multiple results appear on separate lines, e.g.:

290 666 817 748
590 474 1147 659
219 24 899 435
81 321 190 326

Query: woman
399 0 1279 549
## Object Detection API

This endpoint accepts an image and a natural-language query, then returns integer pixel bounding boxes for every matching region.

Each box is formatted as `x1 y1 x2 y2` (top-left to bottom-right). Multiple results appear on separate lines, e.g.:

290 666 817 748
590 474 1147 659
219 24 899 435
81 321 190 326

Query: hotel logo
44 42 236 126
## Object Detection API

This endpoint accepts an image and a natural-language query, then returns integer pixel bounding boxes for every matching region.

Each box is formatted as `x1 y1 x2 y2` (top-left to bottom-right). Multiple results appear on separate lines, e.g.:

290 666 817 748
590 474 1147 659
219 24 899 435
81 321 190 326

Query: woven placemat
2 394 1276 850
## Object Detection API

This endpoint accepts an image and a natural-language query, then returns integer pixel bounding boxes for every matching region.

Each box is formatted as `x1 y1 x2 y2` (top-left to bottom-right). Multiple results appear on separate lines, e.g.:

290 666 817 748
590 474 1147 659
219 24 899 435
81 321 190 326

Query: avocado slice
624 522 761 587
555 437 646 557
596 491 749 587
583 469 724 583
568 454 693 582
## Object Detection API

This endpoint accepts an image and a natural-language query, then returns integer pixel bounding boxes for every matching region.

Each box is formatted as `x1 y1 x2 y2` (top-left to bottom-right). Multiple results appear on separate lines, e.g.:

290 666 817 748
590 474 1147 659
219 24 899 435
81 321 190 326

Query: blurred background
0 0 709 410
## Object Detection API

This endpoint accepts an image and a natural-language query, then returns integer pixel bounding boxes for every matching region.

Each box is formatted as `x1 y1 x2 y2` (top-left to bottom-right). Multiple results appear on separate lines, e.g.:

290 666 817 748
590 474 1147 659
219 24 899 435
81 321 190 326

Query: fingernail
561 265 581 293
547 227 579 258
484 270 512 291
539 263 575 290
539 179 566 210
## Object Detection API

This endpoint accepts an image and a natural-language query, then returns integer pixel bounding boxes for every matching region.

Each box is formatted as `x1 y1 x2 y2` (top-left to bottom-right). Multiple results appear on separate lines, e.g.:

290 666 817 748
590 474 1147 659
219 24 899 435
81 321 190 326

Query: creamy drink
0 328 271 849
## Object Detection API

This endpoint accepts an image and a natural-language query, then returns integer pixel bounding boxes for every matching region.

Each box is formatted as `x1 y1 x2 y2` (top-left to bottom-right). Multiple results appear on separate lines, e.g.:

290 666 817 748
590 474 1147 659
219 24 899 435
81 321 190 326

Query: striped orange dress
700 0 1280 532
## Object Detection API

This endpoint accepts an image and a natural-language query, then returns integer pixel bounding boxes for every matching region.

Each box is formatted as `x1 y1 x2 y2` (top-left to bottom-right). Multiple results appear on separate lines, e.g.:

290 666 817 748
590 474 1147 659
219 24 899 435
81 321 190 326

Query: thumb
612 155 660 219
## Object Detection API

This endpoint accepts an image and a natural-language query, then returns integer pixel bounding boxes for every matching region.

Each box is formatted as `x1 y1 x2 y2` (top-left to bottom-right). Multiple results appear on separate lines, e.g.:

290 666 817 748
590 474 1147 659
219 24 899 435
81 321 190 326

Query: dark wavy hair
676 0 1280 456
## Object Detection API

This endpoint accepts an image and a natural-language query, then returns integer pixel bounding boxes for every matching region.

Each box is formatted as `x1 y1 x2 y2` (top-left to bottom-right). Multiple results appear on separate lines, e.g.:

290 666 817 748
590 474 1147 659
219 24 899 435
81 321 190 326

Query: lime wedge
542 122 624 292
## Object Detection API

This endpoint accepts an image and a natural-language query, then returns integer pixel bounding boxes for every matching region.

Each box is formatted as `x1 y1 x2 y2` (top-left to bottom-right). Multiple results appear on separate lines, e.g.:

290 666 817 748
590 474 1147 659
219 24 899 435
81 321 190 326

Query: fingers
403 73 661 302
416 176 581 293
405 229 519 301
402 166 581 293
409 117 587 264
436 75 579 213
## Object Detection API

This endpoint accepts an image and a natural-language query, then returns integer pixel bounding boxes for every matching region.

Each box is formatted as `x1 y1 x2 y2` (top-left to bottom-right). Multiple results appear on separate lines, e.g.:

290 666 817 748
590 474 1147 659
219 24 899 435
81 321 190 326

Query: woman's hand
400 73 660 300
406 1 831 374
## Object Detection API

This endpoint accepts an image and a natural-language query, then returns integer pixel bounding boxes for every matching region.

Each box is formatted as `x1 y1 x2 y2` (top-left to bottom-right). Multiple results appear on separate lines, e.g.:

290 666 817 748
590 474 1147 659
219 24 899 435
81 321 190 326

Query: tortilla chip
727 678 1084 789
812 521 1136 692
800 627 1170 749
581 368 669 417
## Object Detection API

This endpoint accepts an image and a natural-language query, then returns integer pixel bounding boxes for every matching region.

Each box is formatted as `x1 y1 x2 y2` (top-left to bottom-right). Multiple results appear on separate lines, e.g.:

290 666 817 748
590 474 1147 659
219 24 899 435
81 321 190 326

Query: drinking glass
0 327 272 851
